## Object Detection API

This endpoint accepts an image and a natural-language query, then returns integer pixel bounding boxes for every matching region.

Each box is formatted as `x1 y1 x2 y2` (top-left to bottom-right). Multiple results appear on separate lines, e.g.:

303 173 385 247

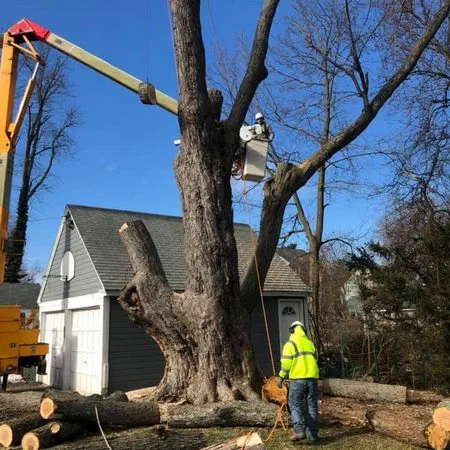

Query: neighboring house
38 205 310 395
342 272 364 317
342 271 415 319
0 282 40 322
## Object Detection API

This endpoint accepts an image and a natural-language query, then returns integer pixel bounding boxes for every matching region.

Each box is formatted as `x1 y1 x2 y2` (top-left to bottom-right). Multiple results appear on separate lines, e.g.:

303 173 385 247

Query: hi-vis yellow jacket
278 325 319 380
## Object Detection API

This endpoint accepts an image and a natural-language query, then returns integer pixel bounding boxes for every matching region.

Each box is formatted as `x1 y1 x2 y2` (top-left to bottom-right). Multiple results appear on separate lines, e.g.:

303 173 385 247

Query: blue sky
3 1 390 276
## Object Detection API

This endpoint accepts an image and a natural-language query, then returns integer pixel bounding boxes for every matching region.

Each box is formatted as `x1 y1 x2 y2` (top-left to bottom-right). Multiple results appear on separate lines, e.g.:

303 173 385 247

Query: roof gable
67 205 309 294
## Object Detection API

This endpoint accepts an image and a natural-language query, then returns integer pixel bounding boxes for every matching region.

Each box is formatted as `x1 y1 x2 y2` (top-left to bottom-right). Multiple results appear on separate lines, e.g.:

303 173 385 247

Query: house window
60 251 75 281
281 306 296 316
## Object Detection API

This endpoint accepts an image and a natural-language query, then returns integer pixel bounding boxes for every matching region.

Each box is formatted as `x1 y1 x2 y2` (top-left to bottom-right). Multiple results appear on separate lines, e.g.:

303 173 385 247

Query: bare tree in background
116 0 450 404
5 46 78 282
378 0 450 201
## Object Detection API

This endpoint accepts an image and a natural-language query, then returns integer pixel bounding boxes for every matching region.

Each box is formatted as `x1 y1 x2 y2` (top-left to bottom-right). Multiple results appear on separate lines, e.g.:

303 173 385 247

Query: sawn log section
0 414 46 447
21 421 87 450
319 378 407 403
40 395 160 427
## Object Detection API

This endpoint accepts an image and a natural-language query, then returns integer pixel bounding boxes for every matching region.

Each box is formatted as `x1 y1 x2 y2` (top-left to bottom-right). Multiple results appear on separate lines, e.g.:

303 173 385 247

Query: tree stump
21 422 86 450
40 395 160 427
0 414 46 447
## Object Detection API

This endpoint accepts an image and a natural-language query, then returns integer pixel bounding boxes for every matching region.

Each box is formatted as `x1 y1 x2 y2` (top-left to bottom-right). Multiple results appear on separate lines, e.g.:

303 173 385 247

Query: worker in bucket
277 320 319 444
251 112 274 141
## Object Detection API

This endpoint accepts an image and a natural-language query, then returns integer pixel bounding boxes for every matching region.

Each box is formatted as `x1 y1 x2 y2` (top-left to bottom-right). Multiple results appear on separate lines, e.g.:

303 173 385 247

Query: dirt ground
0 384 424 449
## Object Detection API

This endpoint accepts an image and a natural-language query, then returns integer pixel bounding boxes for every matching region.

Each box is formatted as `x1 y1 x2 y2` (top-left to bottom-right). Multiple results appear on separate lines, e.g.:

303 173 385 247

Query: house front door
278 299 305 348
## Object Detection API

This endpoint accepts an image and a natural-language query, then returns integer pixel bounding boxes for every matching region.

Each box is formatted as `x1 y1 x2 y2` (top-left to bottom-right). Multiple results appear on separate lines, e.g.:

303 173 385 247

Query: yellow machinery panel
0 321 20 332
0 305 21 322
19 329 40 345
0 331 19 358
19 343 48 357
0 306 48 384
0 357 17 373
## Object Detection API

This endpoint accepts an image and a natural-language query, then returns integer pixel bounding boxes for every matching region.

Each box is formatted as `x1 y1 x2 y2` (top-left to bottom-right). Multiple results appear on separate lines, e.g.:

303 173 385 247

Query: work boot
290 432 306 441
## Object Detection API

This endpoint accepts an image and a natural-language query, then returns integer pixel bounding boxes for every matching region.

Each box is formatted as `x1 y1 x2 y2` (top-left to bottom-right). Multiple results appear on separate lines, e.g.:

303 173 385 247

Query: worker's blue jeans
288 379 318 439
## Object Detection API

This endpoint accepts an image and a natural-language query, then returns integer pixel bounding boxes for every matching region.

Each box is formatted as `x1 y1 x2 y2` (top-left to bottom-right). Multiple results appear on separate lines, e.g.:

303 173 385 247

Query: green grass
201 424 423 450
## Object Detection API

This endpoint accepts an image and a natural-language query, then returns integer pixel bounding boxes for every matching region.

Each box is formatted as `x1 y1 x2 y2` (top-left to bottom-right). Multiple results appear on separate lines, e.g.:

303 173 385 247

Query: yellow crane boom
0 18 178 282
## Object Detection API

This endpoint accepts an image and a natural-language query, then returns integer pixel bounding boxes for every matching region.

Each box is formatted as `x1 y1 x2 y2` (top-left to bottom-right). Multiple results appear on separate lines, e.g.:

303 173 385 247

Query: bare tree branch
228 0 280 130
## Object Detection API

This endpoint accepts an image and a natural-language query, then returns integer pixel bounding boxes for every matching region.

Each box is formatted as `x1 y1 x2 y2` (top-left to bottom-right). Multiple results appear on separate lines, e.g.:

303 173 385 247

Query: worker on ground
277 320 319 444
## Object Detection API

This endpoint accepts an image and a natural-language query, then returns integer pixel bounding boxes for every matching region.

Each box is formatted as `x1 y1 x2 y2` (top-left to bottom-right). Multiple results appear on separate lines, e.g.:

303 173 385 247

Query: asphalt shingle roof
0 283 40 309
67 205 309 294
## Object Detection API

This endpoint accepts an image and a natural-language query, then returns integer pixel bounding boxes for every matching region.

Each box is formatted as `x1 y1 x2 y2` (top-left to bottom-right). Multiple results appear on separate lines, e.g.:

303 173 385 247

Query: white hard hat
255 112 264 120
290 320 304 329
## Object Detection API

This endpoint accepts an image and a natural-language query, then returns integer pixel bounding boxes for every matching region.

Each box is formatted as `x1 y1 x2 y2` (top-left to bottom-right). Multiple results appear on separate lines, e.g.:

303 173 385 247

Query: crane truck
0 18 272 389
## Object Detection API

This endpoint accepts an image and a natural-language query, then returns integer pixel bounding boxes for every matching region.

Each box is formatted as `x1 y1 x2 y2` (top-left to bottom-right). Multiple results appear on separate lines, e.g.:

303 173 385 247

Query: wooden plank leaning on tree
0 414 46 448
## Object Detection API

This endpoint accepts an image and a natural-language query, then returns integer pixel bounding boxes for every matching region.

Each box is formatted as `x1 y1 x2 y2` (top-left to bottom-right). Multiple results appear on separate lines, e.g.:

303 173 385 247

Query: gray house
38 205 309 395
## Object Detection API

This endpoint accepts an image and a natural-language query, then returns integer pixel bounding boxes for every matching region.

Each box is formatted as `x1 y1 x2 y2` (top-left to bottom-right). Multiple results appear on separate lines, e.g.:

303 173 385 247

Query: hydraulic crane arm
8 18 178 115
0 18 179 283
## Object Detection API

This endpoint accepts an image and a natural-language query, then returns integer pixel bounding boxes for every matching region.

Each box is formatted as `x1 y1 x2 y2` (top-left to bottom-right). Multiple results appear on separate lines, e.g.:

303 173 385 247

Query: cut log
407 389 442 404
319 396 368 427
47 427 207 450
40 390 83 401
319 378 407 404
433 400 450 431
320 395 433 448
200 432 264 449
425 422 450 450
165 401 279 428
425 399 450 450
21 422 87 450
0 414 46 447
365 405 431 448
106 391 128 402
40 395 160 427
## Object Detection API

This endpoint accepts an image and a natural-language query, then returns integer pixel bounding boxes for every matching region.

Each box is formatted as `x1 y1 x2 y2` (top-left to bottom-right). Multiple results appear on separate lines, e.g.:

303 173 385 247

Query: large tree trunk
115 0 282 406
165 401 279 428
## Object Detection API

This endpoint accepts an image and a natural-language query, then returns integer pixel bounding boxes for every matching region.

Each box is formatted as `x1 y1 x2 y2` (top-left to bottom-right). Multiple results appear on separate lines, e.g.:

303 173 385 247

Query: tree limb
228 0 281 130
241 0 450 305
297 0 450 185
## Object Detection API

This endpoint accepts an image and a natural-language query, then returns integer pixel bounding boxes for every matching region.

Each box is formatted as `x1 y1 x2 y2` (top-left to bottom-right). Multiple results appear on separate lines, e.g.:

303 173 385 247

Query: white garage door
70 308 100 394
43 312 65 389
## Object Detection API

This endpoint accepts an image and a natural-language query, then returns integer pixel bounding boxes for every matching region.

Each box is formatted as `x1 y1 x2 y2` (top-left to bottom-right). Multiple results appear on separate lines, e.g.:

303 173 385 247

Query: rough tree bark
117 0 280 405
117 0 450 405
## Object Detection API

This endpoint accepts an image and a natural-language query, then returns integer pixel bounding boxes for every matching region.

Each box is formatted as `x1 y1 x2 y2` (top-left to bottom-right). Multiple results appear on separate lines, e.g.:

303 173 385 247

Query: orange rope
242 179 276 376
264 402 289 442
